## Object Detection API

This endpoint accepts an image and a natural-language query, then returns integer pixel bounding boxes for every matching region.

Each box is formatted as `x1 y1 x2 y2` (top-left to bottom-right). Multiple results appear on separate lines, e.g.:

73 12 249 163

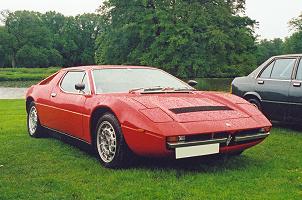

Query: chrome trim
167 138 228 148
167 132 270 149
257 78 291 82
59 70 92 95
42 125 90 144
234 132 270 142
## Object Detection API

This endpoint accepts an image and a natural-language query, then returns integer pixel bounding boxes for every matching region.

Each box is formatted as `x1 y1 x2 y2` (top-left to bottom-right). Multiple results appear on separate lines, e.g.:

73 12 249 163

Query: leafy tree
256 39 284 65
95 0 256 78
0 10 102 68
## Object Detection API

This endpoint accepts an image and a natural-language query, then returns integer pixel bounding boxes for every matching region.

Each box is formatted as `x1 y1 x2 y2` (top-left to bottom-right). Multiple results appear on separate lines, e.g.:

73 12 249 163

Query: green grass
0 67 59 81
0 100 301 199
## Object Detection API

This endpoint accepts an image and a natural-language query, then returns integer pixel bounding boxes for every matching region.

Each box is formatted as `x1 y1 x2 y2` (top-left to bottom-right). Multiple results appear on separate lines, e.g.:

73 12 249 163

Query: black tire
93 113 132 168
27 102 44 138
248 98 262 111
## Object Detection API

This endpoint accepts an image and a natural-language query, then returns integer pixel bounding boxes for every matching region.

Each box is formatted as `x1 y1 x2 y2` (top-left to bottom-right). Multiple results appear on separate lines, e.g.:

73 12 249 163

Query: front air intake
169 106 232 114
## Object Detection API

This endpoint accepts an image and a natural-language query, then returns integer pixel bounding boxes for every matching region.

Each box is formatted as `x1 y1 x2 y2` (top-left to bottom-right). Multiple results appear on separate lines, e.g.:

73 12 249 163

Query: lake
195 78 233 92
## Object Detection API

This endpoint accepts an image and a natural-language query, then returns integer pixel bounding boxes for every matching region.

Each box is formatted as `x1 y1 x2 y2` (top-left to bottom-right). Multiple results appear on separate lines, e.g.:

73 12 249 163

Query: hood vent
169 106 232 114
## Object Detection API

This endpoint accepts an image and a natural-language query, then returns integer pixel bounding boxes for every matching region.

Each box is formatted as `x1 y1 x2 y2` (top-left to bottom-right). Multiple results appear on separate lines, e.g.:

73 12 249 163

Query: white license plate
175 143 220 159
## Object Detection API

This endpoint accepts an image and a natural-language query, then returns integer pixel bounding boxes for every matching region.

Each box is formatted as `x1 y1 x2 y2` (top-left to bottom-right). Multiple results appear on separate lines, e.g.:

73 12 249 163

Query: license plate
175 143 220 159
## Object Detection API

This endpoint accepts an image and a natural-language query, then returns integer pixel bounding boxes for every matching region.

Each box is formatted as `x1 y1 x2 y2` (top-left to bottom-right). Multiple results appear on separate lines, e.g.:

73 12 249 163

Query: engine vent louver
169 106 232 114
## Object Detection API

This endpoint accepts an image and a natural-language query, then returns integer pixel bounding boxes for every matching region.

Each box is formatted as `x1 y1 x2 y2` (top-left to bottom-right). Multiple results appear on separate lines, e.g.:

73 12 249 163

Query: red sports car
26 66 272 168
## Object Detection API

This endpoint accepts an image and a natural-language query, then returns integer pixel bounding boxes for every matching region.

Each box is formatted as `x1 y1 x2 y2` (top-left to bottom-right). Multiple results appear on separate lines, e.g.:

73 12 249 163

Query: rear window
39 72 59 85
270 59 296 80
259 58 296 80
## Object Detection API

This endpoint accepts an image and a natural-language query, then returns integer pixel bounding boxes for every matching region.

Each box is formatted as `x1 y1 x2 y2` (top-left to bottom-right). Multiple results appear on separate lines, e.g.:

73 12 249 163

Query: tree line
0 10 102 68
0 0 301 78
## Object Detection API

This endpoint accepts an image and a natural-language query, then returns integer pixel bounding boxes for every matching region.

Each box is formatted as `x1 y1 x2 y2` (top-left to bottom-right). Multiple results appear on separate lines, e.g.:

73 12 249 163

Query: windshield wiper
174 87 196 91
129 86 195 93
129 86 163 93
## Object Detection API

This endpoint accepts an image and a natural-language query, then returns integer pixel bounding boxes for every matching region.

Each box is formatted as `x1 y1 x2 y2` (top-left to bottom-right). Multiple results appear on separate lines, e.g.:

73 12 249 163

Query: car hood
131 92 254 123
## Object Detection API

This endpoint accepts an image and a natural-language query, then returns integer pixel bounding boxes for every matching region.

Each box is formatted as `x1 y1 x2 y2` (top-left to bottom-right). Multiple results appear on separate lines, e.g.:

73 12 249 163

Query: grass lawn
0 100 301 200
0 68 59 87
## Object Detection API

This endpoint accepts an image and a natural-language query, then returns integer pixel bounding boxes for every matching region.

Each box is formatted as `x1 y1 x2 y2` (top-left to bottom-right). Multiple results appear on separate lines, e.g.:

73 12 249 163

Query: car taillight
259 126 271 133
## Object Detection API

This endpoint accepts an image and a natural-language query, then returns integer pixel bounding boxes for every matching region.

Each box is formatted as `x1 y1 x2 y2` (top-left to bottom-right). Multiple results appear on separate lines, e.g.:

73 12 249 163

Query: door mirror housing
75 83 85 91
187 80 198 87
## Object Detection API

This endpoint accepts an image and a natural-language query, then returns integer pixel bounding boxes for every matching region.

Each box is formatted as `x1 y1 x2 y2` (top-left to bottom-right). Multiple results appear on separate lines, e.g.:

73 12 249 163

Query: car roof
60 65 157 71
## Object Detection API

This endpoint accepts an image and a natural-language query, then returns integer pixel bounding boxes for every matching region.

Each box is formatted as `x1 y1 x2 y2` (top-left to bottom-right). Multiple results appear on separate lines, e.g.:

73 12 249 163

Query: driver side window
61 71 89 94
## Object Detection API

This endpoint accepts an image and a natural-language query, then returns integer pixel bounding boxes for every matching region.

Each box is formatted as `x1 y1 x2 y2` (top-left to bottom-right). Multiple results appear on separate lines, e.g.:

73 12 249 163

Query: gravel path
0 88 27 99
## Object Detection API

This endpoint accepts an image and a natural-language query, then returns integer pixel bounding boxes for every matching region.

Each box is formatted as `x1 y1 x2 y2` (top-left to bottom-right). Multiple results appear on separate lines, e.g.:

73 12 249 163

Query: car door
47 70 91 139
255 57 297 121
288 58 302 122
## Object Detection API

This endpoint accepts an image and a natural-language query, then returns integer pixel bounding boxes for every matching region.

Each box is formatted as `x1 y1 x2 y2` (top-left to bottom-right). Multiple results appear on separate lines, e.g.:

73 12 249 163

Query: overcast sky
1 0 302 40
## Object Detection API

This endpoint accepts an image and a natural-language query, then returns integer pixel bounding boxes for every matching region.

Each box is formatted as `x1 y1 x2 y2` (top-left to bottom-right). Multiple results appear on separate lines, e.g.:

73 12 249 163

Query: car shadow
45 130 264 173
272 121 302 132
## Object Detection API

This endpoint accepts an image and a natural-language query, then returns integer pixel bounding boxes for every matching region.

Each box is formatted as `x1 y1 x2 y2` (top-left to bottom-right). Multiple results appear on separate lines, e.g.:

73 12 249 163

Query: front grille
175 128 266 148
169 106 232 114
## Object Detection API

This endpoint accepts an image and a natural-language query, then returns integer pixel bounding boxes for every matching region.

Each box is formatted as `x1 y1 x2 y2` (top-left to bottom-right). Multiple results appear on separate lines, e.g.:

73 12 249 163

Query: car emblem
226 123 231 127
226 134 232 146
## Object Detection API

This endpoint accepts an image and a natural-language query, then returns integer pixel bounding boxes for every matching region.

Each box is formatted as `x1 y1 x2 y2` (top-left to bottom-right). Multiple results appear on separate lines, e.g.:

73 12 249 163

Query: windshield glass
92 68 191 93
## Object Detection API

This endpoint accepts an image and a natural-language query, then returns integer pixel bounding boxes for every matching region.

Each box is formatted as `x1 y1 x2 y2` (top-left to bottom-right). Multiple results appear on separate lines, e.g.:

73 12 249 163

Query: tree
256 39 284 65
95 0 256 78
0 10 103 68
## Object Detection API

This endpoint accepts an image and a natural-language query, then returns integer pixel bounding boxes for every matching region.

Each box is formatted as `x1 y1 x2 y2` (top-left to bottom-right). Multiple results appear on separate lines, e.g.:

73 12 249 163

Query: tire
27 102 44 138
93 113 132 168
248 98 262 111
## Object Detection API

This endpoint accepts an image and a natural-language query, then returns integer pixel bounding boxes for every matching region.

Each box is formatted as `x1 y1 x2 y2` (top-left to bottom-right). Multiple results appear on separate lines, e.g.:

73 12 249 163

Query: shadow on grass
45 129 264 174
272 121 302 132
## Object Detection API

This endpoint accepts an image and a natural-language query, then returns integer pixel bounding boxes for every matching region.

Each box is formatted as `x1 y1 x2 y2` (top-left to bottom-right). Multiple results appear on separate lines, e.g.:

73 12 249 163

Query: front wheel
94 113 132 168
27 102 44 138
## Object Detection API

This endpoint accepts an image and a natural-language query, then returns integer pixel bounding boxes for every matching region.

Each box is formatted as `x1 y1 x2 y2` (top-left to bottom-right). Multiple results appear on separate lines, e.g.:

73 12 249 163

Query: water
195 78 233 92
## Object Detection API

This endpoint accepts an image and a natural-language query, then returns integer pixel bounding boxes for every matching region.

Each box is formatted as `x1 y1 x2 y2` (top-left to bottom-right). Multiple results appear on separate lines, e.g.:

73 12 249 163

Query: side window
259 61 274 78
296 60 302 80
61 71 89 93
270 58 296 80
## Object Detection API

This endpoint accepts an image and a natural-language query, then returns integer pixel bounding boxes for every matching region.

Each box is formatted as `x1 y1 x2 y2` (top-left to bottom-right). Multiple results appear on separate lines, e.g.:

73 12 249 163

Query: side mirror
187 80 198 87
75 83 85 91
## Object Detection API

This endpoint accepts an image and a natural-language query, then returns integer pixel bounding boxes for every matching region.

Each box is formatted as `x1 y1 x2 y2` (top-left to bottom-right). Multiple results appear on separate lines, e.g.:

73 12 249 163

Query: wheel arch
243 92 262 102
26 96 35 113
90 106 119 141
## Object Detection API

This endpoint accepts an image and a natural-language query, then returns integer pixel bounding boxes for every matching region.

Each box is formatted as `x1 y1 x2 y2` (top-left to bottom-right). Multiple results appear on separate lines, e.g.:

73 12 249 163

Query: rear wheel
94 113 132 168
27 102 44 138
248 98 262 111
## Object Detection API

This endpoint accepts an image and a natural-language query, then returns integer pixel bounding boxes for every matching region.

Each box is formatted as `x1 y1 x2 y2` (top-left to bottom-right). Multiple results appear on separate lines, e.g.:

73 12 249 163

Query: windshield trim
91 68 194 94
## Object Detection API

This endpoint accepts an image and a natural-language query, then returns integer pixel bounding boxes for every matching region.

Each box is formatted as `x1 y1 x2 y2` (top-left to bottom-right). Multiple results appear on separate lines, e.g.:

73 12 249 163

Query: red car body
26 66 271 161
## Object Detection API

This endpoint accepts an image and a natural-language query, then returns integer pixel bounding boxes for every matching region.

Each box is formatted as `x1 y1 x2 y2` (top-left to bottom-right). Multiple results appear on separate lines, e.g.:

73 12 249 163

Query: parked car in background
232 54 302 123
26 66 271 168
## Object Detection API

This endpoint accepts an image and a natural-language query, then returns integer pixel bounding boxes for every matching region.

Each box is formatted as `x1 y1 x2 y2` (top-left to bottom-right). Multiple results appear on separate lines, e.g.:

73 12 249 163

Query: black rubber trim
169 106 232 114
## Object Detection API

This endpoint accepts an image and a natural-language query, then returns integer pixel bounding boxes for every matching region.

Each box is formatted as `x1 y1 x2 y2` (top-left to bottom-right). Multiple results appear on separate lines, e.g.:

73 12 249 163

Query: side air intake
169 106 232 114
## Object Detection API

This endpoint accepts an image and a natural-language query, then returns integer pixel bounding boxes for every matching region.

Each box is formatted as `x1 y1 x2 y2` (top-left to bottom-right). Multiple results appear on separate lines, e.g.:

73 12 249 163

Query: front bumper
167 132 270 149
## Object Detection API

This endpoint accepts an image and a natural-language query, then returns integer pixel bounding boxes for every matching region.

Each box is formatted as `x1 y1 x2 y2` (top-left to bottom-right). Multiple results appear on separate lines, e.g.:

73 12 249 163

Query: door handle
257 80 264 84
293 82 301 87
51 93 57 97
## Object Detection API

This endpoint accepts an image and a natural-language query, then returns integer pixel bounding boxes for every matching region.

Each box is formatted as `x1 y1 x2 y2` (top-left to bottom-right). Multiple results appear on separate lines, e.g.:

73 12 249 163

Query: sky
1 0 302 40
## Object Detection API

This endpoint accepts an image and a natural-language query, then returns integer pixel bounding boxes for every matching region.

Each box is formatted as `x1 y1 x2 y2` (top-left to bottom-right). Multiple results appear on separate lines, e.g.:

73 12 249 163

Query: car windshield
92 68 192 93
